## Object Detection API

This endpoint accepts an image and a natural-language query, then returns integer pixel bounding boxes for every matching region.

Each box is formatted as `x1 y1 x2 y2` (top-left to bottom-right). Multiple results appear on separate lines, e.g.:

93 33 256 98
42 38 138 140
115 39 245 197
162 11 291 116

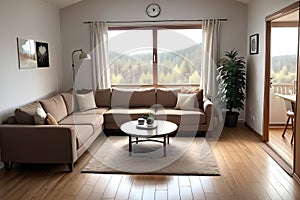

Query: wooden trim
263 20 271 143
269 123 288 127
295 17 300 177
265 1 299 21
271 21 299 27
294 173 300 184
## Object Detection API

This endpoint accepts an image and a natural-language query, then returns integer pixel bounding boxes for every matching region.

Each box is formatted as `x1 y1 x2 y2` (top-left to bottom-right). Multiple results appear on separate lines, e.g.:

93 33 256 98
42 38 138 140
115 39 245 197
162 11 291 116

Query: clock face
146 3 161 18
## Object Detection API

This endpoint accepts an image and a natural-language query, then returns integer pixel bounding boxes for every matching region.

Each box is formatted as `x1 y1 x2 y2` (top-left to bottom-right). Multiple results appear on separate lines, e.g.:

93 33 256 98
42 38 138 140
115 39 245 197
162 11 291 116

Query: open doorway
263 2 299 172
269 25 298 167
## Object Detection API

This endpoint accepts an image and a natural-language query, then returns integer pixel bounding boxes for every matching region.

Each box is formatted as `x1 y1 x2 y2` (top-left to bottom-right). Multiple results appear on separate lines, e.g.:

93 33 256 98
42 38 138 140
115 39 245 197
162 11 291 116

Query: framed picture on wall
250 34 259 55
17 38 37 69
35 41 49 67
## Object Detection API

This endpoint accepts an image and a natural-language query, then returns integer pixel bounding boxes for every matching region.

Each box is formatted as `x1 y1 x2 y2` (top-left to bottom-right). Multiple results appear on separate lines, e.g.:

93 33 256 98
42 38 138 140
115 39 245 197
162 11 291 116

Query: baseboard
244 122 263 141
294 173 300 184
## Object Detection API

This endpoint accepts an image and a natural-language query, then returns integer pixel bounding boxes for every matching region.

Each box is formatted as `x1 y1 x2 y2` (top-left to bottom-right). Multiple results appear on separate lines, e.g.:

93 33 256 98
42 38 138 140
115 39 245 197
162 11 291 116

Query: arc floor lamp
71 49 91 82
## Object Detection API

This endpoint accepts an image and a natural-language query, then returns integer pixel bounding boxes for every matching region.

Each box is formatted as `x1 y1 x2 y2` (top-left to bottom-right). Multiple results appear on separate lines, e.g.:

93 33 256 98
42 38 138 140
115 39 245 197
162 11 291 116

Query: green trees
271 55 296 84
109 45 201 85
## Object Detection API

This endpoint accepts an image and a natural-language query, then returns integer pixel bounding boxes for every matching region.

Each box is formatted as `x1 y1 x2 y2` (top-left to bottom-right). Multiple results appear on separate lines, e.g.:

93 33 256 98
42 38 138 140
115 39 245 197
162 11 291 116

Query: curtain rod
83 19 227 24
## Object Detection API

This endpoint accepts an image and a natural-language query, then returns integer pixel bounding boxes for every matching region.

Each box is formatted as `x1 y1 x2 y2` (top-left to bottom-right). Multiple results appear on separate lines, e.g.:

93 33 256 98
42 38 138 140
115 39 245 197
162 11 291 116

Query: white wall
246 0 297 134
60 0 248 120
0 0 63 123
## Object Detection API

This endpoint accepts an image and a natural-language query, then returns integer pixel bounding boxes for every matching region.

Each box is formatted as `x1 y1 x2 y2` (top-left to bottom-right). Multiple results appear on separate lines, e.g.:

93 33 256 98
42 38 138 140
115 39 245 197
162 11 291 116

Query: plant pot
224 111 239 127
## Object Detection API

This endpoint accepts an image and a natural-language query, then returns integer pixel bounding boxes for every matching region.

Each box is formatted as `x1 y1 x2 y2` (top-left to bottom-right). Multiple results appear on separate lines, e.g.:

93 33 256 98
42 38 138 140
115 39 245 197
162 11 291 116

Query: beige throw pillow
46 113 58 125
175 93 197 111
34 107 47 125
76 91 97 112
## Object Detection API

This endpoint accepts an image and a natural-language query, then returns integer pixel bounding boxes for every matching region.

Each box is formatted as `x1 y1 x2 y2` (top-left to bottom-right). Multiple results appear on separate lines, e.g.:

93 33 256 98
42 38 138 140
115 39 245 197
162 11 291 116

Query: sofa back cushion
60 92 74 115
40 94 68 122
95 88 111 107
130 88 156 107
15 101 42 124
156 88 181 108
111 88 156 108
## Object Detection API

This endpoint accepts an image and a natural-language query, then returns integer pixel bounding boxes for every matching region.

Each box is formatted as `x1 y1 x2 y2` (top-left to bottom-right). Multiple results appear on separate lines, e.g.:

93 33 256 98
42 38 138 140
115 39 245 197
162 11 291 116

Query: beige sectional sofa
0 87 213 172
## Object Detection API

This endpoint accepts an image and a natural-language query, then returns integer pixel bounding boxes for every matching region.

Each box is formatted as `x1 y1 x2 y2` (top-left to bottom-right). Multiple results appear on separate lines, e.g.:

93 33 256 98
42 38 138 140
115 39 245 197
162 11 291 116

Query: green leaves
217 50 246 112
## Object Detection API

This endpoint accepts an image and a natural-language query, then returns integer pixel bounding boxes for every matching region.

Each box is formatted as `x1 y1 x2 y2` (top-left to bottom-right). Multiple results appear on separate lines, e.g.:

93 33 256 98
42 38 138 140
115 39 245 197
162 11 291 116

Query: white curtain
90 21 111 89
200 19 220 99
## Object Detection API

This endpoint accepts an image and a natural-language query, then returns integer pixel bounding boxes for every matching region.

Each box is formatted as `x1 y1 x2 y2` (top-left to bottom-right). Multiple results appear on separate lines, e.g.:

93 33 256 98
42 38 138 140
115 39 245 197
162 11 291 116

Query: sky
271 27 298 56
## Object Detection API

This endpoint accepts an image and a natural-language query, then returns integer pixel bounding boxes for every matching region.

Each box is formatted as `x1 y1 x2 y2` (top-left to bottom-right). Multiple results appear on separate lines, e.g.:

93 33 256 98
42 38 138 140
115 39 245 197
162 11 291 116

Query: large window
108 26 202 86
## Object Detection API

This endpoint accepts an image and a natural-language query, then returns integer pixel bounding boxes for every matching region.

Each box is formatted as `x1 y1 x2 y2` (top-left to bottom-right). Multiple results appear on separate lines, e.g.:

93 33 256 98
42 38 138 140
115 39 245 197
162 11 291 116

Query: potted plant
217 50 246 127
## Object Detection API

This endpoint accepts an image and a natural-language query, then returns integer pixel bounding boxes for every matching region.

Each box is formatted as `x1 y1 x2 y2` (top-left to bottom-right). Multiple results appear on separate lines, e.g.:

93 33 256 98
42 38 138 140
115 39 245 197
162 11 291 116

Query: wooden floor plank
0 124 300 200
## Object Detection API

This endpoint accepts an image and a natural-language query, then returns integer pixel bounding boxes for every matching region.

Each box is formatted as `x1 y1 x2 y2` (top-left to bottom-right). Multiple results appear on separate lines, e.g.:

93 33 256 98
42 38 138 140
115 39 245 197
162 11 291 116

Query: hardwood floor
268 127 294 167
1 124 300 200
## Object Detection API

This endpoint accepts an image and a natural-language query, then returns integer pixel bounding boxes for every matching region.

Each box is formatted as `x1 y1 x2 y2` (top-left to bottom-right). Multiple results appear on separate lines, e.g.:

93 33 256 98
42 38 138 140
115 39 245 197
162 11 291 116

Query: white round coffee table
120 120 178 156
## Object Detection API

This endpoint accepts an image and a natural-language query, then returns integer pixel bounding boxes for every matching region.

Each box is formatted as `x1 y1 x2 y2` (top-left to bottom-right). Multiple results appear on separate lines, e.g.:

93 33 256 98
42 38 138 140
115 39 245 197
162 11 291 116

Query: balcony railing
272 82 296 95
270 82 296 125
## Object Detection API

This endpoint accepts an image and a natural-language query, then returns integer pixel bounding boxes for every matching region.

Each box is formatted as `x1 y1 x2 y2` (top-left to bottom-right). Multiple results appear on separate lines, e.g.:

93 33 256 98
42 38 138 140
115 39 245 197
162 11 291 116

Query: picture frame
250 34 259 55
17 38 37 69
35 41 49 67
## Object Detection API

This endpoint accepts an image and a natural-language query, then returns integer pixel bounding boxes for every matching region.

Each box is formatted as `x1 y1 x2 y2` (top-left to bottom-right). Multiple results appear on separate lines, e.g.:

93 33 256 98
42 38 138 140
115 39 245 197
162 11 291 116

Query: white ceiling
42 0 81 9
42 0 252 9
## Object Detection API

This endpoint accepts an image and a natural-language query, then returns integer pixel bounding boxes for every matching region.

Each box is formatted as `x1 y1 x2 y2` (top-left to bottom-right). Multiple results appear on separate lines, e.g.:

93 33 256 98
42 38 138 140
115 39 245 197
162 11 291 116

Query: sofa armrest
203 98 213 131
0 125 77 164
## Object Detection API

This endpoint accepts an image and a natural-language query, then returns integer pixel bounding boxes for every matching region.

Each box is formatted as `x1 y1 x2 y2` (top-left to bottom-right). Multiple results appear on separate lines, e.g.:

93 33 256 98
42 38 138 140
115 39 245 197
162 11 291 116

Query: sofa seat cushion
59 114 103 133
75 107 109 116
155 109 206 125
104 108 155 127
73 125 94 149
40 94 68 122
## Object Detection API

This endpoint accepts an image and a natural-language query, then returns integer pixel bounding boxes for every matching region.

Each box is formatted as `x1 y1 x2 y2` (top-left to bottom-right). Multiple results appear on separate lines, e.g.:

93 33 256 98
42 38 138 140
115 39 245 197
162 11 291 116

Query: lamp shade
79 52 91 60
71 49 91 83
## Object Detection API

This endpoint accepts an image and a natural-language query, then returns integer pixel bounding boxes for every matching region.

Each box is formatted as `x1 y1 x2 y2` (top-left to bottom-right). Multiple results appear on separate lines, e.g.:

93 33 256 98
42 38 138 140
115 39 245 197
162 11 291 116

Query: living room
0 0 300 199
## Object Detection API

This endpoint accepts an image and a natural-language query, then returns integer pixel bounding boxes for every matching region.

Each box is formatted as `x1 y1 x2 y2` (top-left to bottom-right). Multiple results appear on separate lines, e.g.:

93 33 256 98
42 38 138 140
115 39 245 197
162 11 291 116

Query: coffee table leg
163 135 167 157
129 136 132 152
136 137 138 144
167 135 169 144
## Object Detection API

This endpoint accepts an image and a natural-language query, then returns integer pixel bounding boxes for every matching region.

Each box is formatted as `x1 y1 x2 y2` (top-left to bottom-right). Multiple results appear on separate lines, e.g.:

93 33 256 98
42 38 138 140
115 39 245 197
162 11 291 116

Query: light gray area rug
82 136 220 175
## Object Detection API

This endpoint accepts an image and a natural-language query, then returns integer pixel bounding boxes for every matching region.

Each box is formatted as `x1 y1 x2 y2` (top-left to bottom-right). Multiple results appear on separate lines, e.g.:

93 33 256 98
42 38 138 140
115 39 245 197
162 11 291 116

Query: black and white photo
35 41 49 67
250 34 259 55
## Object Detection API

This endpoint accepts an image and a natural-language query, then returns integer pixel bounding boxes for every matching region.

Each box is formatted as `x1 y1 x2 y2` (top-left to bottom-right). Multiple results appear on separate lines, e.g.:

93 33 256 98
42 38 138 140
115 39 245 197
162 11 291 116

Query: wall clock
146 3 161 18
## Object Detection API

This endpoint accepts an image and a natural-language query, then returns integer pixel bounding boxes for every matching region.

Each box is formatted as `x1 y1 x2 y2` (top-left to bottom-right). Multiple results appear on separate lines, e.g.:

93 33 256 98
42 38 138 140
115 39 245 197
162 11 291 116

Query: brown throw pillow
15 101 42 124
46 113 58 125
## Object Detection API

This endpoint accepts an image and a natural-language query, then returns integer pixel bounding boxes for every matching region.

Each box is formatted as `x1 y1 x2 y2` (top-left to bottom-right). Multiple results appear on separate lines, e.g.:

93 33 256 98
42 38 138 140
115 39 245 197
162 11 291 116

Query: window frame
108 24 202 88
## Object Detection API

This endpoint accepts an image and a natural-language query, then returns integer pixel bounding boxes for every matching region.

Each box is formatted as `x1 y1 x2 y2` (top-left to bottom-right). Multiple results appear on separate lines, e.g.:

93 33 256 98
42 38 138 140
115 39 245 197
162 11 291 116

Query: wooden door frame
263 2 299 175
263 2 299 142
